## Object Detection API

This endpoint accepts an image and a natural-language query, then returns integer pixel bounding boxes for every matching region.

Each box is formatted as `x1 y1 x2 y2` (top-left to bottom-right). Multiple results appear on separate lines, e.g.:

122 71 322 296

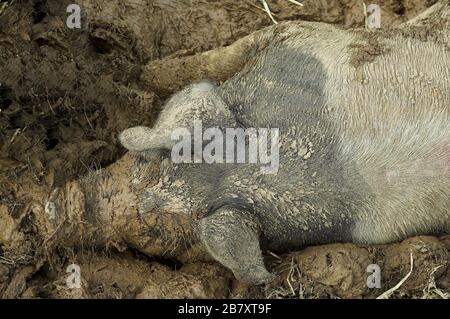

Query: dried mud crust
0 0 447 299
1 236 448 299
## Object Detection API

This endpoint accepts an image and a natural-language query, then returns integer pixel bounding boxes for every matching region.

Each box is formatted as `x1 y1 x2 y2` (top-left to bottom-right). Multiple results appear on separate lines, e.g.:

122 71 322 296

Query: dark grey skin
119 5 450 284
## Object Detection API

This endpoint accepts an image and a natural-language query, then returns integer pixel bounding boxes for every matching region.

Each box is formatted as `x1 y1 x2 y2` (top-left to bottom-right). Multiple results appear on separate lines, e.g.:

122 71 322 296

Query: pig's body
218 22 450 247
120 17 450 283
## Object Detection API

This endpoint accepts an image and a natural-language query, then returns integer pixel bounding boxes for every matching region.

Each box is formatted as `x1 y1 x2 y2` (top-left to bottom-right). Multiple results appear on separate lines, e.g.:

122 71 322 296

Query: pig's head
118 80 239 240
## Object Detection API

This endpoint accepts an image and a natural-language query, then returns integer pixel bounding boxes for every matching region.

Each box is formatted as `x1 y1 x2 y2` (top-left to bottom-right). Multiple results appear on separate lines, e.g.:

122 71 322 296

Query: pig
42 1 450 284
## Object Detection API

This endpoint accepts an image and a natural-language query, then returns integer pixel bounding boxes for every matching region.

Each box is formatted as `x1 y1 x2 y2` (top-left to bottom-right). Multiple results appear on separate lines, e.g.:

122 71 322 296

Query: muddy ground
0 0 448 299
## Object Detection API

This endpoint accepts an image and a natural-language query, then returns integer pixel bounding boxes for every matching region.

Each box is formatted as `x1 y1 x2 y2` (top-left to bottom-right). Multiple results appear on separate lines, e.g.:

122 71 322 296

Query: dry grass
377 251 414 299
421 265 449 299
264 257 319 299
376 251 449 299
0 0 14 18
259 0 304 24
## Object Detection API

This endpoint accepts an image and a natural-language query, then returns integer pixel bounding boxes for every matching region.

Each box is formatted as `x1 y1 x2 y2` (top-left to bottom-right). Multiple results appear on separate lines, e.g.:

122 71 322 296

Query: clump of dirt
0 0 447 299
265 236 449 299
28 252 232 299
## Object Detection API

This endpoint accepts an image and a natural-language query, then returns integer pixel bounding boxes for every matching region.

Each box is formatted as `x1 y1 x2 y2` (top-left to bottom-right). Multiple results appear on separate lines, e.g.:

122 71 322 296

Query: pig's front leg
199 206 275 285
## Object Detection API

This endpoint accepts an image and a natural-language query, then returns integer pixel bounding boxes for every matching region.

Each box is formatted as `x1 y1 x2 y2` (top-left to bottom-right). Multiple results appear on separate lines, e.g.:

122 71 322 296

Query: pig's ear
119 126 162 152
